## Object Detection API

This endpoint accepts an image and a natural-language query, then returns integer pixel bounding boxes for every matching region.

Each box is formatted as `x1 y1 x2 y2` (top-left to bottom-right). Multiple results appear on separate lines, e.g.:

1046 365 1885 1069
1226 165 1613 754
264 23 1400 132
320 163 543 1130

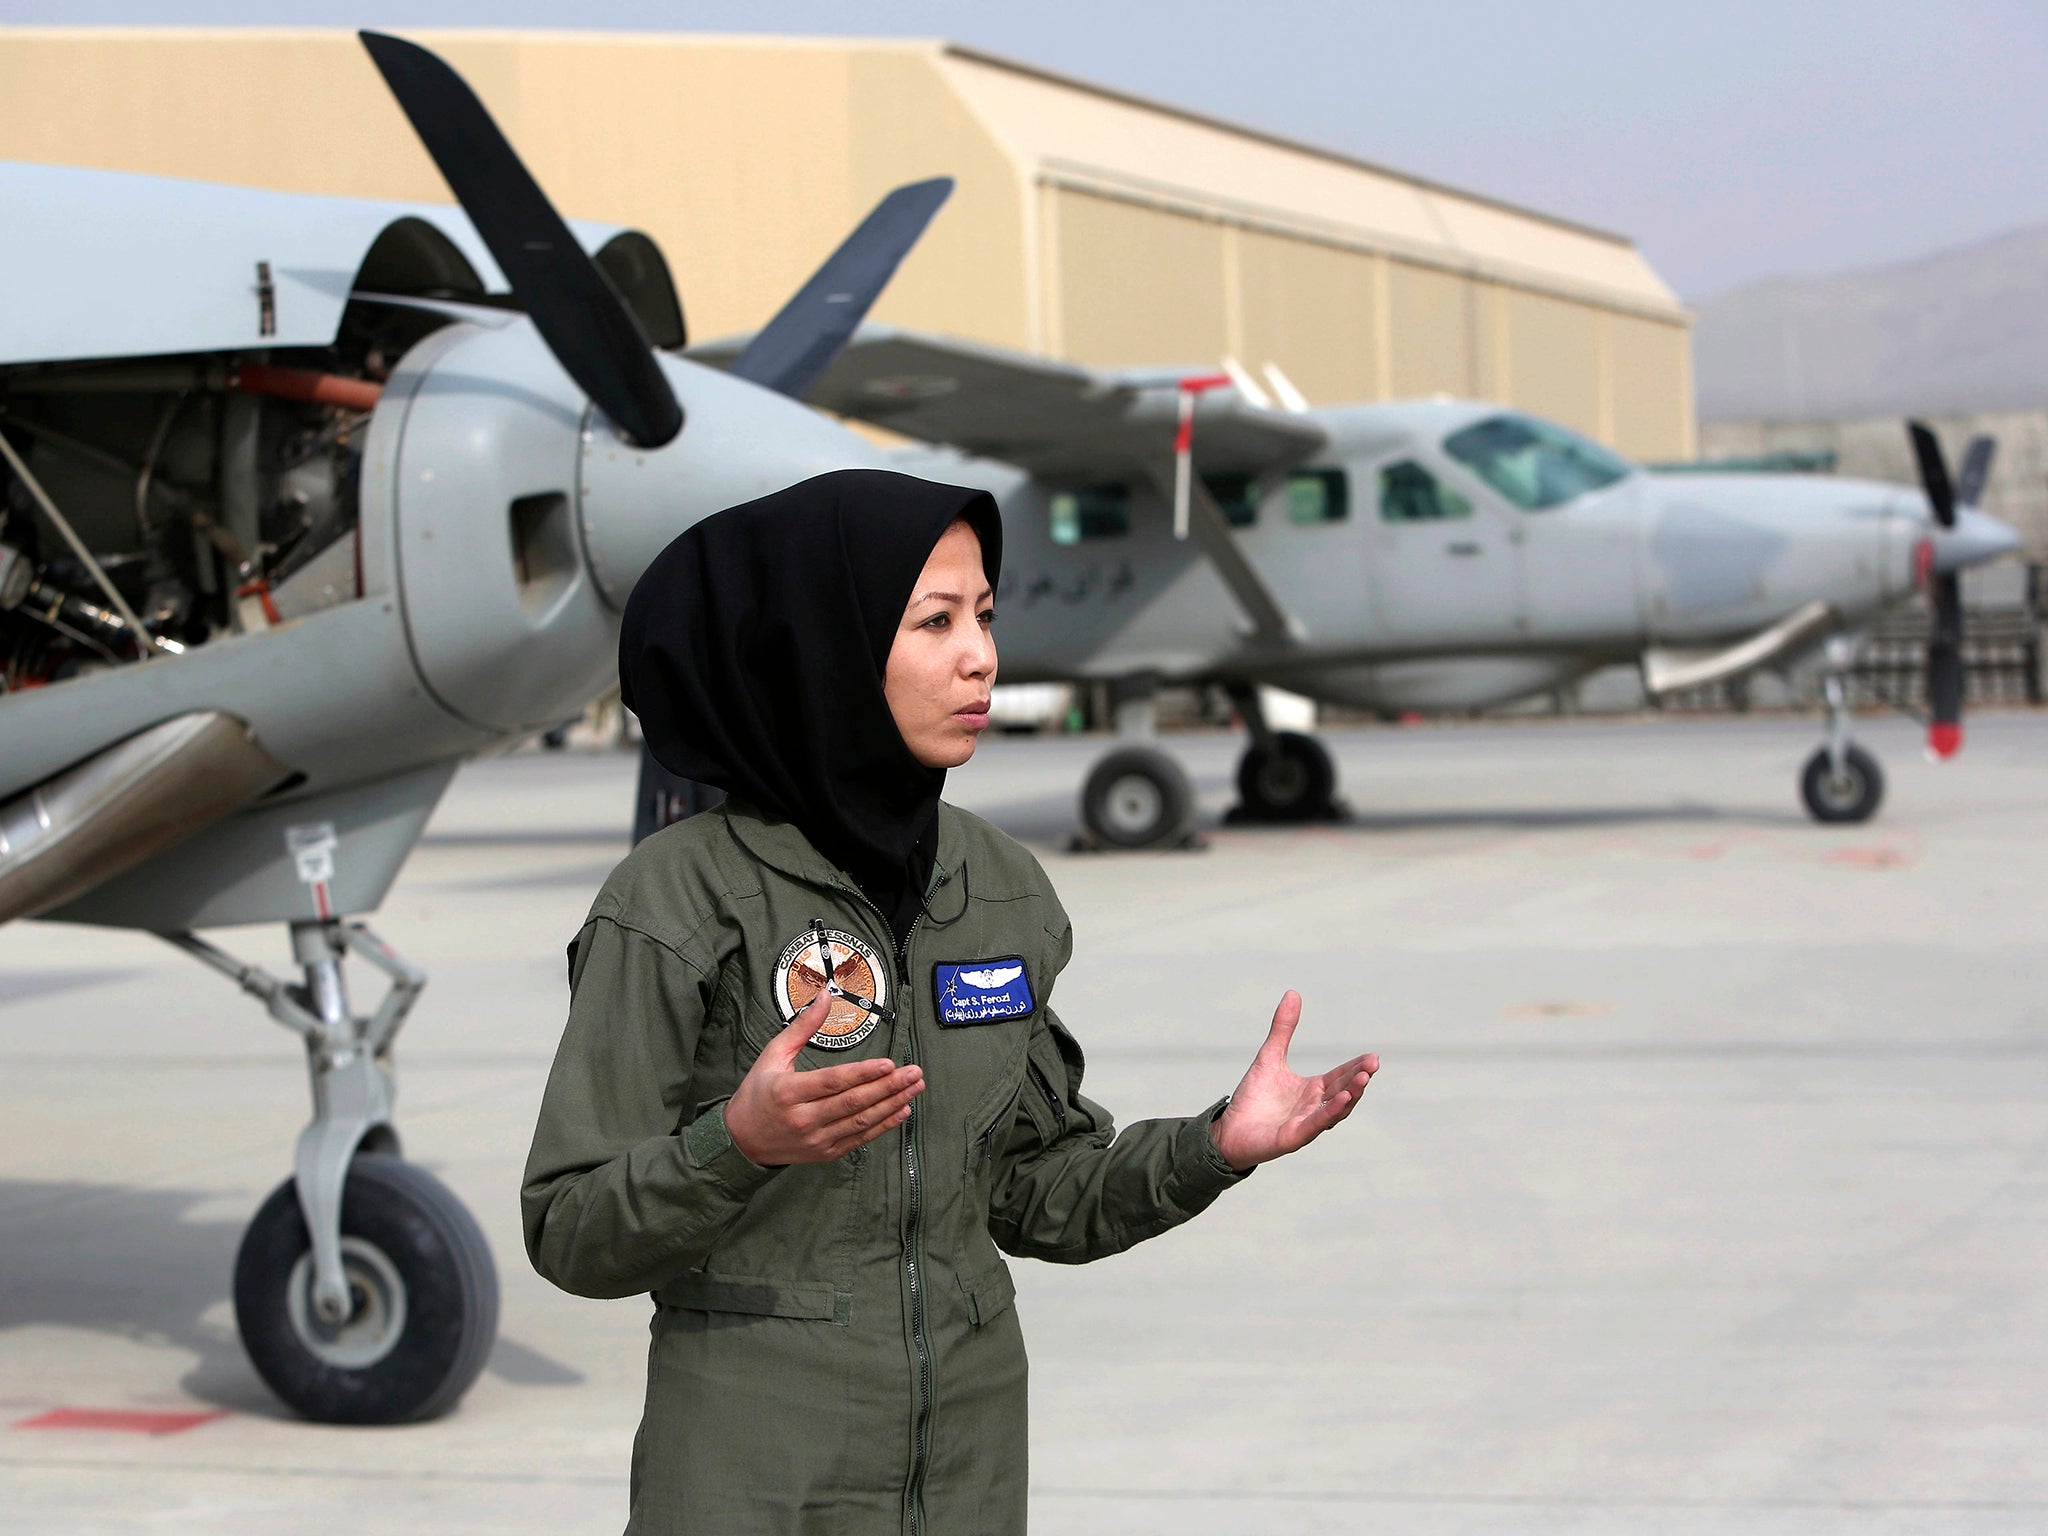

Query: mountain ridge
1690 224 2048 422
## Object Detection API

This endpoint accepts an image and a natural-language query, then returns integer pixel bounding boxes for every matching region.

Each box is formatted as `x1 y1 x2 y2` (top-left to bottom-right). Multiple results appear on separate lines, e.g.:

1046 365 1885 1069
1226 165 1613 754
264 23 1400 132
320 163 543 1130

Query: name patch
933 958 1034 1026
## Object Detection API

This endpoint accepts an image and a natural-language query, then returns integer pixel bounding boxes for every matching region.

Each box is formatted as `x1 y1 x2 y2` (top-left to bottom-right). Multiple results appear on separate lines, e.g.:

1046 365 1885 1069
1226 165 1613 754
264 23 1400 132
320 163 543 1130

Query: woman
523 469 1377 1535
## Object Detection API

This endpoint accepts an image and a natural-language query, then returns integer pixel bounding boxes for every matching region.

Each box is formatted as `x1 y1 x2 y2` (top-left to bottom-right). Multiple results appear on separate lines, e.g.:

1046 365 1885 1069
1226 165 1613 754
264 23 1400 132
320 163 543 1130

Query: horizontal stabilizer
1641 600 1836 697
0 711 285 924
729 179 954 400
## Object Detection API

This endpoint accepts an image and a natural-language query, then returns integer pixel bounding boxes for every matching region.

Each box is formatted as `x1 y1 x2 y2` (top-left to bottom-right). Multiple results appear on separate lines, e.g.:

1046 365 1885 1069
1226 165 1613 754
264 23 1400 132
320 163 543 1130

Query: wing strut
1151 469 1305 650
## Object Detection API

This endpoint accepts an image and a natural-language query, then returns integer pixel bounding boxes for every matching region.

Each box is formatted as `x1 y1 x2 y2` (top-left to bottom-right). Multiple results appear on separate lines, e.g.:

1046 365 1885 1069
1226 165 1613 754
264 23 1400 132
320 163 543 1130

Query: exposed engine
0 299 447 691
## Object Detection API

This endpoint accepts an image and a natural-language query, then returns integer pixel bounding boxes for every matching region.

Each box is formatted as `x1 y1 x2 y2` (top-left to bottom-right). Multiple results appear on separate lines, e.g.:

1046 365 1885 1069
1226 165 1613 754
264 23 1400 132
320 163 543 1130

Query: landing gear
1800 638 1885 824
1075 676 1198 849
1225 682 1344 824
1801 744 1885 824
235 1154 497 1424
1234 732 1339 821
165 918 498 1424
1081 745 1195 848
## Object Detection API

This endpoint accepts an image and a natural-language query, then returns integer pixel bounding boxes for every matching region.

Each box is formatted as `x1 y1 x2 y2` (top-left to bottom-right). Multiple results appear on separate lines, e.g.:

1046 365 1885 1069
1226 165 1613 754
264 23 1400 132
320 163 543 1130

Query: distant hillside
1691 225 2048 422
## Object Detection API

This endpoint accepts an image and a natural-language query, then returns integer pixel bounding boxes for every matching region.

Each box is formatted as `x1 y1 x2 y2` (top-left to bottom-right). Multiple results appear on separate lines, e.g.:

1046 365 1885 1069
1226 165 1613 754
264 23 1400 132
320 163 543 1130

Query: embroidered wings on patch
933 957 1034 1026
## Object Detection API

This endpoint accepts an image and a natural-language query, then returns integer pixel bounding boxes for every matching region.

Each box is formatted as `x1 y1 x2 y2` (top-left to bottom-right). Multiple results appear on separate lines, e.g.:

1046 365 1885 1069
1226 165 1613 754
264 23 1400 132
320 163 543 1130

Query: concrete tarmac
4 713 2046 1534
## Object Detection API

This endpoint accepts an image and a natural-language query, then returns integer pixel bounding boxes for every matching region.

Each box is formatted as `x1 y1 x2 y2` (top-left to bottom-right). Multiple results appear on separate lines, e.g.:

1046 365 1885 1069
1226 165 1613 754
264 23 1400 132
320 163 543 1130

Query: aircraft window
1284 469 1349 525
1202 475 1258 528
1378 461 1472 523
1050 485 1131 544
1442 413 1631 511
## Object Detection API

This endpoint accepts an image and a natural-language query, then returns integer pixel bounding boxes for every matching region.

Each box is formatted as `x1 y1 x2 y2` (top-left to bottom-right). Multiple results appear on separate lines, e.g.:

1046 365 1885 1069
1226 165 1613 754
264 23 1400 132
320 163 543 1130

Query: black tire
1235 732 1338 820
234 1154 498 1425
1080 746 1195 848
1800 744 1885 824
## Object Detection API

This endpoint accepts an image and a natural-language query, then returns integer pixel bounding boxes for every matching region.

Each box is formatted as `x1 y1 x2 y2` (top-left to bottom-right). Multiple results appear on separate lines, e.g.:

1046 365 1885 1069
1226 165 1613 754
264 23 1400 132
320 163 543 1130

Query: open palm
1211 991 1377 1172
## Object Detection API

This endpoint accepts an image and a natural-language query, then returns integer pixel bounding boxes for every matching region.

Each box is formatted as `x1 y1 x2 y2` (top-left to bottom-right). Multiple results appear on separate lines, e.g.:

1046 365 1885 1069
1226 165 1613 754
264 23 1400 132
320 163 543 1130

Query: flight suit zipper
1028 1057 1066 1128
835 866 946 1536
895 869 943 1536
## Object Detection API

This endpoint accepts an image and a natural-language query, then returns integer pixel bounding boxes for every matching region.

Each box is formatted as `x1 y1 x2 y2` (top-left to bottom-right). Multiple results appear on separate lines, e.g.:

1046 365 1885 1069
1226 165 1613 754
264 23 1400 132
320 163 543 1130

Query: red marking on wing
1928 721 1962 759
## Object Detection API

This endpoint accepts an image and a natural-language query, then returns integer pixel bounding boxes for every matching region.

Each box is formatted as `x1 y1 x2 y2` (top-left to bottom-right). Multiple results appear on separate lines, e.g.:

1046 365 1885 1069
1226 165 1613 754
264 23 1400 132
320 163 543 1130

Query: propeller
1907 420 1978 759
358 31 684 448
1955 433 1996 509
630 177 958 844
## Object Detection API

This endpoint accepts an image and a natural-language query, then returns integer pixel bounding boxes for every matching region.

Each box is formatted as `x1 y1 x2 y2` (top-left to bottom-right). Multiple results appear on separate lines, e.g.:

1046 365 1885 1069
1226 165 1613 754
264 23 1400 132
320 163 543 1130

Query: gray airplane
0 33 951 1423
693 325 2020 848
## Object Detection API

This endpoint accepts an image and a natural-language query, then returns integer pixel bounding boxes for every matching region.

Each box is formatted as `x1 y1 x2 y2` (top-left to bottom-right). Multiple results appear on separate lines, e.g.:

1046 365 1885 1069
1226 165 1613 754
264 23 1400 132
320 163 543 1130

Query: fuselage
897 399 2013 713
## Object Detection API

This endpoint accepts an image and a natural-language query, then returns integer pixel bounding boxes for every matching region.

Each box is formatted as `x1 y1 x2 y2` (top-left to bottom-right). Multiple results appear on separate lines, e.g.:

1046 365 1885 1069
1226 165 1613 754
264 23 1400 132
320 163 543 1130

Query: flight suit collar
717 796 958 899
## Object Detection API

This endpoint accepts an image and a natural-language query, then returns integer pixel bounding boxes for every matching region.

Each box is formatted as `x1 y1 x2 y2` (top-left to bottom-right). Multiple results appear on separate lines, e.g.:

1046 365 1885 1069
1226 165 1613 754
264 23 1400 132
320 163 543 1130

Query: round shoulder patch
774 926 891 1051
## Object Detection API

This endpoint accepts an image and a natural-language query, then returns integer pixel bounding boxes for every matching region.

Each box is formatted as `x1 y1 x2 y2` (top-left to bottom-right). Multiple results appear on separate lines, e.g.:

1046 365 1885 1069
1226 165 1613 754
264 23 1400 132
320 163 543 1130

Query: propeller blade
1927 571 1965 759
1907 419 1956 528
728 177 955 400
358 31 683 447
1955 434 1996 507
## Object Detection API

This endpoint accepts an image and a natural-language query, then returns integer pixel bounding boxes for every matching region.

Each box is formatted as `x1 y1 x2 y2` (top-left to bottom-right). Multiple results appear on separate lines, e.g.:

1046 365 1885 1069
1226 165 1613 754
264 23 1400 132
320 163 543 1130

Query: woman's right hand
723 991 924 1166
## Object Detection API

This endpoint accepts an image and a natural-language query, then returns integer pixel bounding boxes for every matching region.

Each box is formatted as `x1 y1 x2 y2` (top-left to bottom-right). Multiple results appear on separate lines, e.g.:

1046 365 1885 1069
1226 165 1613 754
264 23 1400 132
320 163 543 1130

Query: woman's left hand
1210 990 1377 1172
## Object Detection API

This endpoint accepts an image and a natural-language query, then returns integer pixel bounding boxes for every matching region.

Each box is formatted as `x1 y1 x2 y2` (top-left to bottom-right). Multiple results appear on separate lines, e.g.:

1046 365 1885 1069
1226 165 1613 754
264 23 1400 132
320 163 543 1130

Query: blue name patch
933 957 1034 1026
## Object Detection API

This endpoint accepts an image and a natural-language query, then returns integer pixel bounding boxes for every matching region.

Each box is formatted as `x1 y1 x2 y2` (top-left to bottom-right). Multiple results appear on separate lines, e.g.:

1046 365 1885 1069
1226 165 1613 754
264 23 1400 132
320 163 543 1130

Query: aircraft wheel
234 1154 498 1425
1799 745 1885 824
1081 746 1194 848
1235 732 1338 820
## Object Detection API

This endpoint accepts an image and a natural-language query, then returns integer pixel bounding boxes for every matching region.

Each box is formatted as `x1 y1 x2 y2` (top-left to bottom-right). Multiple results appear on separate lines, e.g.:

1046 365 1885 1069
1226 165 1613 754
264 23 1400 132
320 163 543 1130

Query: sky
10 0 2048 300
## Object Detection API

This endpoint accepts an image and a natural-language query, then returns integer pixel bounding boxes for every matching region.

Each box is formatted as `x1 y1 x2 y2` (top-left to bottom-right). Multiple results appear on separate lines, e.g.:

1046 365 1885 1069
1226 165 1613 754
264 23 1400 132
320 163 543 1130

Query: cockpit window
1379 460 1471 523
1442 414 1632 511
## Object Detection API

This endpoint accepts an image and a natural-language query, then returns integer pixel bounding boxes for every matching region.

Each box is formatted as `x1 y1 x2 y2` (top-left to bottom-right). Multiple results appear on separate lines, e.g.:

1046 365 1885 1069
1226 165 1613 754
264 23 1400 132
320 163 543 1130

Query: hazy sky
11 0 2047 299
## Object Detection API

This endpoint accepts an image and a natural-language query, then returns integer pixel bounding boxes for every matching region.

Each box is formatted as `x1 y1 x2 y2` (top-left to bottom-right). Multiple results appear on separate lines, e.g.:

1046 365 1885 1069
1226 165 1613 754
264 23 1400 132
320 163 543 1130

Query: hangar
0 28 1693 458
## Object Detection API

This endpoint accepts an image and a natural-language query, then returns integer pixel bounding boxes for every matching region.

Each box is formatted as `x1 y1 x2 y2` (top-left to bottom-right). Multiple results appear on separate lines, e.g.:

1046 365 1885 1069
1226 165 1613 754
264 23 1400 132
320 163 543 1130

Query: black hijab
620 469 1003 947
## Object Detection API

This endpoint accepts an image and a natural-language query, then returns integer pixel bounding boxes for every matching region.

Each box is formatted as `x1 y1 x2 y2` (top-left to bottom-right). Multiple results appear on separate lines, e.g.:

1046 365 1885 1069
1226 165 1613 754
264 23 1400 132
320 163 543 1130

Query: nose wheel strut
163 918 498 1422
1800 638 1885 823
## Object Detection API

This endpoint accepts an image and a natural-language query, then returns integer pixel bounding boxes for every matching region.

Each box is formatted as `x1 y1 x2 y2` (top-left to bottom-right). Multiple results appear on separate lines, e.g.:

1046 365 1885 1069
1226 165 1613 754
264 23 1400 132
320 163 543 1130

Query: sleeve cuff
1170 1097 1253 1201
683 1101 781 1198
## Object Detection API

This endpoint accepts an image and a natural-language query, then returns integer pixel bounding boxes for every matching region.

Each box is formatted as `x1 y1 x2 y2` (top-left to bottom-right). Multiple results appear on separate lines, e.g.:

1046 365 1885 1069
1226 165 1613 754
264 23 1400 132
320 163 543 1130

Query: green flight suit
522 797 1248 1535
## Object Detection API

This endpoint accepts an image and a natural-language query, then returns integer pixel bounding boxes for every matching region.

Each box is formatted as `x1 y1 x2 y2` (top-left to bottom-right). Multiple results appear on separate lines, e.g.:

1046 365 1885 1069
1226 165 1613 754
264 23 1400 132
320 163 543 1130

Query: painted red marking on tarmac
1822 846 1910 870
13 1407 228 1436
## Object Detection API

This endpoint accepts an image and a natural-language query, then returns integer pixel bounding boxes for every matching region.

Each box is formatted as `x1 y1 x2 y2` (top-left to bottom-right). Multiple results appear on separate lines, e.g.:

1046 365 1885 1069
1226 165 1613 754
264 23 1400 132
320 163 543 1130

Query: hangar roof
932 43 1683 321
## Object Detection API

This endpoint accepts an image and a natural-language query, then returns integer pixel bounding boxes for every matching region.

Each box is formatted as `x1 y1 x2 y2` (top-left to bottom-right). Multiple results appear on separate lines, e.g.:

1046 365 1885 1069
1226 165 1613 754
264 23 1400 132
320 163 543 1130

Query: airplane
686 324 2021 848
0 32 954 1424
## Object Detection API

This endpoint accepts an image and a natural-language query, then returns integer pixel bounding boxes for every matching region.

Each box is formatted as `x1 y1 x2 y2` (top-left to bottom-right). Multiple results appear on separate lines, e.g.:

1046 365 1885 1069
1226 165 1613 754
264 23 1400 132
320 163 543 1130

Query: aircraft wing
0 160 659 366
691 323 1330 481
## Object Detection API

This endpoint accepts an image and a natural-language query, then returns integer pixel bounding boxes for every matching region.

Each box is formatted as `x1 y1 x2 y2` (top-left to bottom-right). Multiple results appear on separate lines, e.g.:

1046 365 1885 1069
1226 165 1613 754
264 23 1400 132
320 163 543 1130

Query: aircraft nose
1930 506 2022 574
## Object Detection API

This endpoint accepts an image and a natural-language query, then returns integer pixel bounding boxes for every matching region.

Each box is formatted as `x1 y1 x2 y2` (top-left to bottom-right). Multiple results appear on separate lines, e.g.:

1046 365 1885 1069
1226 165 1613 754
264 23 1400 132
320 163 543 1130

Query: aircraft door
1515 476 1645 644
1364 457 1524 646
